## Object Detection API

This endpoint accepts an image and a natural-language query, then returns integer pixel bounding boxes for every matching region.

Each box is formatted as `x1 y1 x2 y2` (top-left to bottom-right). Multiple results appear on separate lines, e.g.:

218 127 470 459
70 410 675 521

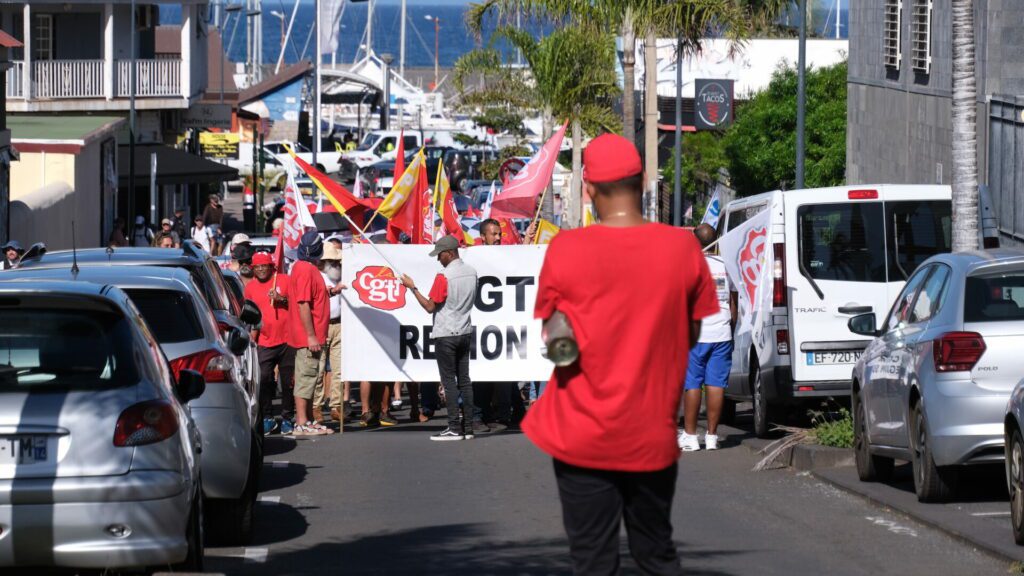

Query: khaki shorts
293 347 325 400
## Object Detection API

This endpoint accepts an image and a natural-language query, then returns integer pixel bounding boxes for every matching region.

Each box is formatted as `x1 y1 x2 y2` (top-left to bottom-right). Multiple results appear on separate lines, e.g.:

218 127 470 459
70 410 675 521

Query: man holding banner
523 133 719 574
401 235 482 441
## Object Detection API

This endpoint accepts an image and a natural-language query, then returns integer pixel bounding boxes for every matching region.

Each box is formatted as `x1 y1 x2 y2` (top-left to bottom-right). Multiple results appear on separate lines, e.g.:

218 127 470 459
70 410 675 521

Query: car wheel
752 368 772 438
170 486 205 572
206 435 260 545
720 398 737 426
910 402 958 502
1009 429 1024 544
853 390 894 482
315 163 326 173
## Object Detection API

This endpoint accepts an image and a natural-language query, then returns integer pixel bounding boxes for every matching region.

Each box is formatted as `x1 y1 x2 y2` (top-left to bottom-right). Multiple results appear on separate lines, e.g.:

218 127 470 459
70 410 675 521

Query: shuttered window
911 0 933 74
883 0 902 70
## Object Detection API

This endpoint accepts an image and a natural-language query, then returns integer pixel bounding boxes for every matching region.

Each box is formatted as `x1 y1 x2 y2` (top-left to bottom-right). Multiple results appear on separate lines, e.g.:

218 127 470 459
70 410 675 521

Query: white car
263 141 342 175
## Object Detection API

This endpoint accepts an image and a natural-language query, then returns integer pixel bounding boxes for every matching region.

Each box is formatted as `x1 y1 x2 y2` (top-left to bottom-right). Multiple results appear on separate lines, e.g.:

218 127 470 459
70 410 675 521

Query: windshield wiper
797 217 825 300
891 213 910 281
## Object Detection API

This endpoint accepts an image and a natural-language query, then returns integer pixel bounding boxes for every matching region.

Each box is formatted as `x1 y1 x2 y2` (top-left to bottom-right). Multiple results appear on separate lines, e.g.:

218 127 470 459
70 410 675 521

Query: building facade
847 0 1024 243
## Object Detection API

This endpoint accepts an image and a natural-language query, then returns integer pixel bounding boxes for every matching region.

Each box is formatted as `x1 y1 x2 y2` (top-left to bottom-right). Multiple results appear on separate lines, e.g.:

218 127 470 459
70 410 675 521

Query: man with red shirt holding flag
524 133 719 575
245 251 296 435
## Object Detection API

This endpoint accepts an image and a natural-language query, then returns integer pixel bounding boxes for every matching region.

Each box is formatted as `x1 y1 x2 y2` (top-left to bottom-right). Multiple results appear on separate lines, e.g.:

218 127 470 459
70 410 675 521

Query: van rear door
786 188 889 384
882 185 952 309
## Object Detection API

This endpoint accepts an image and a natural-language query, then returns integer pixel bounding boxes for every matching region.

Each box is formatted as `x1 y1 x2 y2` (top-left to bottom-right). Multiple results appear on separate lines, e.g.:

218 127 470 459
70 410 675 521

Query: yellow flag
377 150 425 219
534 219 560 245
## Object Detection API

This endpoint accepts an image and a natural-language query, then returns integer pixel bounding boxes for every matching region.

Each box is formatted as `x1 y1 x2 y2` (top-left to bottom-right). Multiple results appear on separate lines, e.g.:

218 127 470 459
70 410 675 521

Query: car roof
0 265 196 292
18 243 208 270
926 248 1024 274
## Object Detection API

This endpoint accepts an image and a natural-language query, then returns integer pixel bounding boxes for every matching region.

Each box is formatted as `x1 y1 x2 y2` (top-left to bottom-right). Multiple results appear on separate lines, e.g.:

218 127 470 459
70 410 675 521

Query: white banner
719 208 773 358
340 244 553 382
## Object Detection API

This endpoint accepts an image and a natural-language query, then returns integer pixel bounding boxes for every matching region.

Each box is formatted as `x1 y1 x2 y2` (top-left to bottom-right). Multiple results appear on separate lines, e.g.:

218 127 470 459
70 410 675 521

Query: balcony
7 59 184 101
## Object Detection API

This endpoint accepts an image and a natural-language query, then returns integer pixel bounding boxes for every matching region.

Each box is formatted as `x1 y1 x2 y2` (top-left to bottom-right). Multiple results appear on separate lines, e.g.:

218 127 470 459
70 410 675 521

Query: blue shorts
684 341 733 391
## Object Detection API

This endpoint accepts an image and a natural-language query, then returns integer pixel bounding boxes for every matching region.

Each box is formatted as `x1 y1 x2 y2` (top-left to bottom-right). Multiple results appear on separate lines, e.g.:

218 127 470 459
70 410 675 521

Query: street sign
183 104 232 130
694 79 734 131
199 132 240 159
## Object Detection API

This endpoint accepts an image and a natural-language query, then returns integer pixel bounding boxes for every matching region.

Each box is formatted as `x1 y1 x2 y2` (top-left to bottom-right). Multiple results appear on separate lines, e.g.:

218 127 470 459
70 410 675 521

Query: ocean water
161 1 848 69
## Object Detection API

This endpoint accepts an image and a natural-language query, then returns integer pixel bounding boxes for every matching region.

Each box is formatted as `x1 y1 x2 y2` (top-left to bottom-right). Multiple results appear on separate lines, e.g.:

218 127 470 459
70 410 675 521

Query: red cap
583 133 642 183
252 252 273 266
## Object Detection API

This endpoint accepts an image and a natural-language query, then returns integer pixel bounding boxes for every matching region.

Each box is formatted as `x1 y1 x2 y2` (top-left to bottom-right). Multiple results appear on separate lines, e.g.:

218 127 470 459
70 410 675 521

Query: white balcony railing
34 59 105 99
6 61 23 99
117 59 181 98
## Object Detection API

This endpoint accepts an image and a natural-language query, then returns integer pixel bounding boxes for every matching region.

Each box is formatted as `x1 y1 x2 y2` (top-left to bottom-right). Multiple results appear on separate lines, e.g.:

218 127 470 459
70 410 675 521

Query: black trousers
258 344 296 420
435 333 474 431
553 459 681 576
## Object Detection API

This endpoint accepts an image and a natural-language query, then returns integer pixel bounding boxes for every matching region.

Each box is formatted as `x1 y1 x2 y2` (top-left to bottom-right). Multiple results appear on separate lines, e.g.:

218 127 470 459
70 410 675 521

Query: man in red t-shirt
289 231 334 436
244 251 296 435
523 133 719 575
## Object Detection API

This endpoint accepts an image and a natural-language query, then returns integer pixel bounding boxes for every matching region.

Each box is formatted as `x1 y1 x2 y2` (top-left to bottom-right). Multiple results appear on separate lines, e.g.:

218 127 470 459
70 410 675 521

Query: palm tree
455 25 620 227
951 0 978 251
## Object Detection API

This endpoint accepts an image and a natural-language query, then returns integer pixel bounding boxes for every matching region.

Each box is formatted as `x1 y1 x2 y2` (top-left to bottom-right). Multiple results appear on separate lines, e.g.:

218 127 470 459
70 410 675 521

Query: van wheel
315 163 326 173
752 369 773 438
720 399 737 426
853 390 893 482
1010 429 1024 544
910 403 958 502
206 435 260 545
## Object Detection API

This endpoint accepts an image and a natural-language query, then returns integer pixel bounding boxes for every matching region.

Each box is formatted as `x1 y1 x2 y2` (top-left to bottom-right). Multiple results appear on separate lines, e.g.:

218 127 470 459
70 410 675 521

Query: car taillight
933 332 986 372
776 329 790 355
113 400 179 447
773 243 787 307
169 350 233 383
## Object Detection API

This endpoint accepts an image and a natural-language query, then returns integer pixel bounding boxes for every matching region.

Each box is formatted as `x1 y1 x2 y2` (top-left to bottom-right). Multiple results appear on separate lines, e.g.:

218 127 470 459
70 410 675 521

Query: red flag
284 144 372 227
435 164 472 246
393 129 405 182
490 121 568 219
499 218 521 245
386 158 430 244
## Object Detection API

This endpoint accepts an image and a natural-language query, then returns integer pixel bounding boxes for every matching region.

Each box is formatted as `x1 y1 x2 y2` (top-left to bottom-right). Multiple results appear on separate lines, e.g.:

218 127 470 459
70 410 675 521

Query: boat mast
399 0 406 77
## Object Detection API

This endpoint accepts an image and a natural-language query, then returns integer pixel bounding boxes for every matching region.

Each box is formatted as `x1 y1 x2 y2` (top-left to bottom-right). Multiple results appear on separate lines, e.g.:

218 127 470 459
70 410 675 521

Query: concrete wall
10 181 77 250
11 151 75 200
74 141 103 247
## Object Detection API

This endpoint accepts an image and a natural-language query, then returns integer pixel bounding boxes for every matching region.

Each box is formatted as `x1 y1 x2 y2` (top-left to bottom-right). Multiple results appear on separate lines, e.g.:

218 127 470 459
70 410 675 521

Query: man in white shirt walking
191 216 215 254
679 223 737 451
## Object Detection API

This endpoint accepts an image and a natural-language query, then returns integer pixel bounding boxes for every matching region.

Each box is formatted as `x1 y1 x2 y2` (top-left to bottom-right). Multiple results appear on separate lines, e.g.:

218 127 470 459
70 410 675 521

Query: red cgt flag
489 121 568 219
386 156 430 244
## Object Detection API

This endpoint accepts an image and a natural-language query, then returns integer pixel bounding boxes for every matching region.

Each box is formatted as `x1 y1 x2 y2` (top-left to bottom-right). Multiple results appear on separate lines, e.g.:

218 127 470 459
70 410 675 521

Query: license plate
0 436 48 465
806 351 863 365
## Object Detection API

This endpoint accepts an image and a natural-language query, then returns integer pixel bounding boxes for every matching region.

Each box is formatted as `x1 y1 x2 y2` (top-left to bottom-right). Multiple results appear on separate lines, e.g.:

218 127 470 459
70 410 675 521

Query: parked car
2 265 263 543
364 146 455 195
0 281 206 570
719 185 1000 438
849 249 1024 502
444 148 500 193
263 140 341 174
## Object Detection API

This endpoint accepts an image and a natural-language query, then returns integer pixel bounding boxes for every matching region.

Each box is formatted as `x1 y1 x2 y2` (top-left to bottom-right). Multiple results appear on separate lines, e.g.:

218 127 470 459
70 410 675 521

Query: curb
739 436 854 471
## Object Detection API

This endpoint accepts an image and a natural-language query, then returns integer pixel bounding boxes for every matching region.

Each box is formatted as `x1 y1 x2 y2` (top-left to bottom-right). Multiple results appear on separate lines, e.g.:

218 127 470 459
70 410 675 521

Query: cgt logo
354 266 407 311
739 226 768 305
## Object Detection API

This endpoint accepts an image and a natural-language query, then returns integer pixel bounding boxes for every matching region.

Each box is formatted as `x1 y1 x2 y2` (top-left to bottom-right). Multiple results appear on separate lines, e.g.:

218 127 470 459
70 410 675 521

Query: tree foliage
722 60 847 195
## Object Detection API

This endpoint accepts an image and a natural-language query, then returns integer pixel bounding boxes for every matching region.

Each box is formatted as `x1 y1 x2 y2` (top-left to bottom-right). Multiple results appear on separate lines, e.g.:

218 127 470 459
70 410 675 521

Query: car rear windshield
124 289 205 344
799 203 886 282
888 201 952 280
964 273 1024 322
0 308 138 389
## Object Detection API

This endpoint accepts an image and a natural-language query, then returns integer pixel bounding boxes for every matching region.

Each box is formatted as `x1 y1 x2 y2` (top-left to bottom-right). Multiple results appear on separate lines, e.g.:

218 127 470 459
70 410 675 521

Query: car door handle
838 305 873 314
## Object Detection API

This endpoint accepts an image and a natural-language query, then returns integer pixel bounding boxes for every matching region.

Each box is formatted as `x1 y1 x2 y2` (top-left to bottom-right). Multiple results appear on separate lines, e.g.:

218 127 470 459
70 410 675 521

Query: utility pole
366 0 374 57
672 36 683 227
425 15 440 91
796 0 807 189
129 0 136 233
314 0 321 167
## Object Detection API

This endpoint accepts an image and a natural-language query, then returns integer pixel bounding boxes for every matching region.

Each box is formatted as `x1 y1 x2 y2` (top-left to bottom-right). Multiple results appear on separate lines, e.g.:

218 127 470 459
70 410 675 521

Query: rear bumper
925 391 1009 466
0 470 187 505
763 365 851 401
0 480 192 568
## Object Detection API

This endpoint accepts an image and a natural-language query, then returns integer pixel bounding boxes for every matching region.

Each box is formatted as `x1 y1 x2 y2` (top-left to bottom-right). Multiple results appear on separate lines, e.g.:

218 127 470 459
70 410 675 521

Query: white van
338 130 422 182
719 184 997 437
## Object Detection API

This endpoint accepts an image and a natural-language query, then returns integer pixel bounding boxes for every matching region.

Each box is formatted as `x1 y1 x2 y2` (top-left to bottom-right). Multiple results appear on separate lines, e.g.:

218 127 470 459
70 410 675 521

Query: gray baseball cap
429 235 460 257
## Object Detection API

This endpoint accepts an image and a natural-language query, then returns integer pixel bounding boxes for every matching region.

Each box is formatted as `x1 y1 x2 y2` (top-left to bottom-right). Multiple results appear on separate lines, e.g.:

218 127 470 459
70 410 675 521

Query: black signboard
694 79 734 131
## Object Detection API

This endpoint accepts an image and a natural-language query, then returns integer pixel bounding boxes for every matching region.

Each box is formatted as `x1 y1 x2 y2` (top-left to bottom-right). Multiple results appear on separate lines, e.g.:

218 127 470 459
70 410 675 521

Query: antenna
71 220 79 276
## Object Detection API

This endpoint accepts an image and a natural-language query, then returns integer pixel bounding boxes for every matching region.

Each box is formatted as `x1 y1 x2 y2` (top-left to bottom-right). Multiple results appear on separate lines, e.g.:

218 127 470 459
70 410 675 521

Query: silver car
0 281 205 570
850 249 1024 502
2 266 263 545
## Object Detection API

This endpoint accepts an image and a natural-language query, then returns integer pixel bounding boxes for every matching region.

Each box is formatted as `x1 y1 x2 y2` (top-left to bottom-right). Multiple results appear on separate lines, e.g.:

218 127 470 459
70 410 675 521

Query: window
0 308 138 390
887 200 951 280
909 264 949 324
33 14 53 61
798 203 887 283
911 0 933 74
965 272 1024 322
726 203 767 232
884 265 931 331
883 0 902 70
402 136 418 150
124 290 205 344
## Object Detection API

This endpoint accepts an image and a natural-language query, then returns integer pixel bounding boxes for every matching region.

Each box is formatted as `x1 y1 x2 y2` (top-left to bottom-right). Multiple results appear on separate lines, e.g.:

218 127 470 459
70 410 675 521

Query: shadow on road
244 523 744 576
263 437 298 457
260 462 311 493
875 462 1008 504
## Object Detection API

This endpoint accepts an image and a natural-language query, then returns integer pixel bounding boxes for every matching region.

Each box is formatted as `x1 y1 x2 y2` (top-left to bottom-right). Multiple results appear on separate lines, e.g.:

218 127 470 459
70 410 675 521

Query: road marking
271 461 289 468
259 495 281 504
244 547 269 563
866 516 919 538
971 511 1011 517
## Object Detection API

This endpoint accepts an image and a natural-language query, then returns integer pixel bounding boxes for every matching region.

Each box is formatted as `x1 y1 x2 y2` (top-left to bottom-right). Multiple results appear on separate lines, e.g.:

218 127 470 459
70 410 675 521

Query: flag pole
528 184 549 240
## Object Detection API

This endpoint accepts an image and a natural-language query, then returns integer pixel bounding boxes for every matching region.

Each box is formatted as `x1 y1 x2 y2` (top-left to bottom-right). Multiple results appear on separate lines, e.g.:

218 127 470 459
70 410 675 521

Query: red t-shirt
428 274 447 304
243 273 291 348
288 260 330 348
522 223 719 472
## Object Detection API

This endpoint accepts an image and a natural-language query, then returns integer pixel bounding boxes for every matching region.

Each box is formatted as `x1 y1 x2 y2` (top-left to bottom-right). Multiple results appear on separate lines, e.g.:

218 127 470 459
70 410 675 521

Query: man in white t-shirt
191 216 215 253
679 223 736 451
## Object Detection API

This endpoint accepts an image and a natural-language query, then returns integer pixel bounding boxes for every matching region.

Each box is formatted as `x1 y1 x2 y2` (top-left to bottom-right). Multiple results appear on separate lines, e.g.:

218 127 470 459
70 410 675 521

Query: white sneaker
677 430 701 452
704 434 720 450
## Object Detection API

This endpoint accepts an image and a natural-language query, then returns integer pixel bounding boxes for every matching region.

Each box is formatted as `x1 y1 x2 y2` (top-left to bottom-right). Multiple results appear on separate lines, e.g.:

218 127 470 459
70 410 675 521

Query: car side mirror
176 369 206 403
240 299 262 326
227 327 250 356
848 313 880 337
